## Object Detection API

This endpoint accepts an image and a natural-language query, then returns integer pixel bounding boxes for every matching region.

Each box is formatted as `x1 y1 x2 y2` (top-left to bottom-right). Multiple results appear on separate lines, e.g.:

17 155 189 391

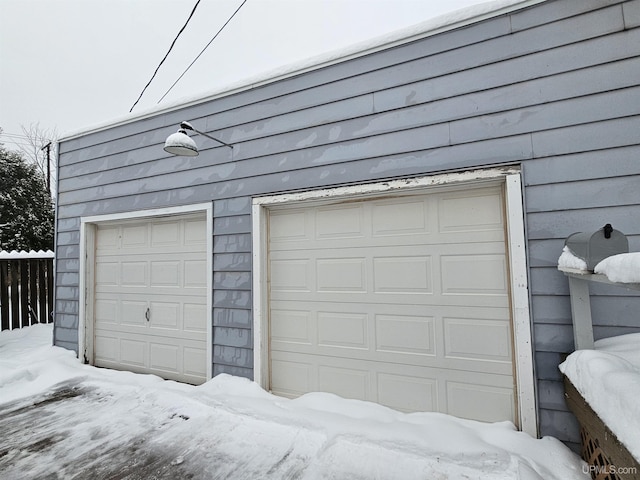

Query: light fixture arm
180 121 232 149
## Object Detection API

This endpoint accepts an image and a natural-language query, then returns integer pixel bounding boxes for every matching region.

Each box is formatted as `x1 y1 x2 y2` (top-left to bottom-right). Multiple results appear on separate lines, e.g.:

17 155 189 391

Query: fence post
29 259 39 324
20 260 29 328
10 260 20 329
47 258 54 323
38 260 47 324
0 262 9 330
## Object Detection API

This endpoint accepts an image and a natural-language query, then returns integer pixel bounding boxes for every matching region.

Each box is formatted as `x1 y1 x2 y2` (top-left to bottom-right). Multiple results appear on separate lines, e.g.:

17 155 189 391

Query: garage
264 182 517 423
89 211 209 385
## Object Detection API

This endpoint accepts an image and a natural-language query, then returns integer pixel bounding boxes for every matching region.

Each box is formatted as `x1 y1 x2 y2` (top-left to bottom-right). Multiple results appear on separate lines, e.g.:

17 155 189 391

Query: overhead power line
1 132 32 140
157 0 248 104
129 0 203 113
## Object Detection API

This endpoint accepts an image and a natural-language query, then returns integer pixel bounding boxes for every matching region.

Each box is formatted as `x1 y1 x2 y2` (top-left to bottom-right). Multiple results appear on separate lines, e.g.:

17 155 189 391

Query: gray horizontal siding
626 0 640 26
524 146 640 186
58 3 635 165
212 211 252 376
527 175 640 212
54 0 640 446
511 0 623 30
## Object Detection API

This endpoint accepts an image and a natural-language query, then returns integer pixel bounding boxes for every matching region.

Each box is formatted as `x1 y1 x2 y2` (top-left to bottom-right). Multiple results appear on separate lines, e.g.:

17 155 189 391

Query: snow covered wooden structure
559 254 640 474
0 250 55 331
565 377 639 480
53 0 640 450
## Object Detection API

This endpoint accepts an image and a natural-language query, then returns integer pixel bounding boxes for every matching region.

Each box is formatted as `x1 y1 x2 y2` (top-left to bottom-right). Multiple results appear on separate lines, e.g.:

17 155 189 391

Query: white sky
0 0 489 146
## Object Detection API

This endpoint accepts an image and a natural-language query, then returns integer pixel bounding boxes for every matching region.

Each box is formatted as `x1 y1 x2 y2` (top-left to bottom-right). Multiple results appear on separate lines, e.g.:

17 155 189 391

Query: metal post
41 142 51 195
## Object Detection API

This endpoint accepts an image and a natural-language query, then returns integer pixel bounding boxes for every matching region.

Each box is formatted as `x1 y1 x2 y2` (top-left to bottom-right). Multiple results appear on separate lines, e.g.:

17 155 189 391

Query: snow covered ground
0 325 588 479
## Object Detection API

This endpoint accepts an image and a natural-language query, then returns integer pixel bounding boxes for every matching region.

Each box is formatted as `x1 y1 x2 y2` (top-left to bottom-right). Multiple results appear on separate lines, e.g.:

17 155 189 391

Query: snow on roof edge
59 0 546 143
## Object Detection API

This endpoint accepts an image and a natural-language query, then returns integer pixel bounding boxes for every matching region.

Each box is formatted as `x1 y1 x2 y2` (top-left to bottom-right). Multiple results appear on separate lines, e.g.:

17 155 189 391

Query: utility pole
41 142 51 195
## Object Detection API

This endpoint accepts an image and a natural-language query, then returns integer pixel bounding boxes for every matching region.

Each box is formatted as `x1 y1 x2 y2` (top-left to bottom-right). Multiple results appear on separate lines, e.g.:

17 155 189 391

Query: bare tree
7 123 58 198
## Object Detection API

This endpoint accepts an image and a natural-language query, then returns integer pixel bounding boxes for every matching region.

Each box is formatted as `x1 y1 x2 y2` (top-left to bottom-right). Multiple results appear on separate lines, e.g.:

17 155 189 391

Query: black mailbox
565 224 628 271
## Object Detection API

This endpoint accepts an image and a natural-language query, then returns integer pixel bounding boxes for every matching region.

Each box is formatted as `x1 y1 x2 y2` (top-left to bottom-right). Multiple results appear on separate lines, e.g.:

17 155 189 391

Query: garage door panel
151 221 180 246
269 210 310 243
120 338 147 367
438 189 504 233
96 287 206 298
96 261 119 285
316 258 366 292
446 381 515 423
316 205 365 239
94 335 118 363
96 323 202 340
184 218 207 245
120 300 147 327
375 314 436 356
271 309 312 344
184 260 207 287
98 243 206 257
120 261 148 286
271 302 512 366
271 346 512 376
149 301 180 329
271 328 512 375
269 290 506 308
372 199 430 236
271 232 506 251
122 224 147 247
183 347 207 378
271 351 512 415
150 261 180 287
95 299 118 326
444 318 512 362
317 312 368 349
373 256 432 293
268 186 516 422
377 373 438 412
96 226 119 248
149 342 179 372
271 358 312 397
270 301 508 319
94 213 208 385
318 365 369 401
184 303 208 332
270 259 311 292
440 254 508 295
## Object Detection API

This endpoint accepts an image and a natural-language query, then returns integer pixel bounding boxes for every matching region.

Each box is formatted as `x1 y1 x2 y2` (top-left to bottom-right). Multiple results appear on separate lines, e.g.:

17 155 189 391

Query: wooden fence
0 251 54 331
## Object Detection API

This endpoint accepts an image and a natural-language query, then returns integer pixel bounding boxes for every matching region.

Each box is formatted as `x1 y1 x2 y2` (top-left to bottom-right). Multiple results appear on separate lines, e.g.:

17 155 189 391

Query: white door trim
252 167 537 436
78 203 214 381
504 174 537 437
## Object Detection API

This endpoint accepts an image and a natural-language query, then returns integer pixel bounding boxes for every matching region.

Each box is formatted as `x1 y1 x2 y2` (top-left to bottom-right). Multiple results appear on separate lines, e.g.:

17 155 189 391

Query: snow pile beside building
560 333 640 461
0 324 589 479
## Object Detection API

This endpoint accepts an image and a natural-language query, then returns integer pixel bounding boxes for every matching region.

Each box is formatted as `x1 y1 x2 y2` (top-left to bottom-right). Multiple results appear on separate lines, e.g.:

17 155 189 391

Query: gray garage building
54 0 640 450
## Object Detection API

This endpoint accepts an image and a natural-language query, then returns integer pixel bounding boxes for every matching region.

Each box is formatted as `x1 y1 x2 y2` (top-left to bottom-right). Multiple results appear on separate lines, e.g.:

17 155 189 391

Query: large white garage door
268 185 516 423
93 213 208 384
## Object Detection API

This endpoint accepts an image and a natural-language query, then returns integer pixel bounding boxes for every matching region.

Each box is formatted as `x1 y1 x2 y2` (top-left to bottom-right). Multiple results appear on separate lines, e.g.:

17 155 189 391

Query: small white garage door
93 213 208 384
268 184 516 423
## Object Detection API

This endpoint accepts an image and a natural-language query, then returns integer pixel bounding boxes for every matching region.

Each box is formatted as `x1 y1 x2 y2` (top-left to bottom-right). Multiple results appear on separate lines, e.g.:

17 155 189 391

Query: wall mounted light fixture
164 121 232 156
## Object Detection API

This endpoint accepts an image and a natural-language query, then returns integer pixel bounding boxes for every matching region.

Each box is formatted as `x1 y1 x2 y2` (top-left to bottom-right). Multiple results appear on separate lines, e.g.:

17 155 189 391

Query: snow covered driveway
0 325 588 479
